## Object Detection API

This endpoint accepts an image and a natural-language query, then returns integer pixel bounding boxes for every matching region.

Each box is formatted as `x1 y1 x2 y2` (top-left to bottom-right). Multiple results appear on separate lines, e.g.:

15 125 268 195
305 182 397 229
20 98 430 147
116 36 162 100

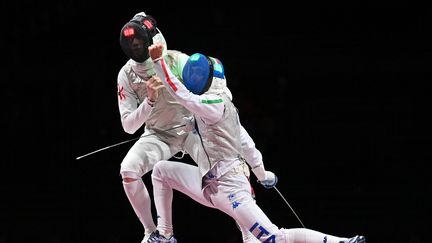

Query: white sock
123 179 156 235
284 228 349 243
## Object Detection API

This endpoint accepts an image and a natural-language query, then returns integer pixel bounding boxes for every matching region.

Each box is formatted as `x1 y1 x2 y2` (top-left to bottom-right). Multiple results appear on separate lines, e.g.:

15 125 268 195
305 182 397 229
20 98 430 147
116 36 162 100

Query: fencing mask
182 53 225 95
119 13 159 63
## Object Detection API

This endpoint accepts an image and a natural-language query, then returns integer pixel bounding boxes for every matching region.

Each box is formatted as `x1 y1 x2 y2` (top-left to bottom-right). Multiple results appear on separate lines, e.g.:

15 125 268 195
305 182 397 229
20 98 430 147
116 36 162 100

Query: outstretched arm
148 43 225 124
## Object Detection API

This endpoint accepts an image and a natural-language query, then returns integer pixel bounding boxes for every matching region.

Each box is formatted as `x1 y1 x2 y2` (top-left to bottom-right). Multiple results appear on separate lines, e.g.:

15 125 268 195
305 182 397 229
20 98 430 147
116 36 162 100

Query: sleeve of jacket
117 68 153 134
153 58 224 125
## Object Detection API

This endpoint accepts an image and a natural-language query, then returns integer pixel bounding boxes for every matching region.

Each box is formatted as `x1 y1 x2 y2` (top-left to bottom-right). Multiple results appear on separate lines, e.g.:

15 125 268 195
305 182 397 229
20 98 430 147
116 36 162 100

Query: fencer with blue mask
148 43 366 243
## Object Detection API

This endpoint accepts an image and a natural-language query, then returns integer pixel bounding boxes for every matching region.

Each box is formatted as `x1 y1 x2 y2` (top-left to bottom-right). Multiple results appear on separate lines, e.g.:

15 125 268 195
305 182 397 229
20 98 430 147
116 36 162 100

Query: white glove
260 171 278 189
252 165 278 189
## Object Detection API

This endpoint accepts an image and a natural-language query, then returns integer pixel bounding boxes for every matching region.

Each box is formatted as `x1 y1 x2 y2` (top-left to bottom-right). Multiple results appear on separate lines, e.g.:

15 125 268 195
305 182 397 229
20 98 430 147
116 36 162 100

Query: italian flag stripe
161 59 177 92
201 98 223 104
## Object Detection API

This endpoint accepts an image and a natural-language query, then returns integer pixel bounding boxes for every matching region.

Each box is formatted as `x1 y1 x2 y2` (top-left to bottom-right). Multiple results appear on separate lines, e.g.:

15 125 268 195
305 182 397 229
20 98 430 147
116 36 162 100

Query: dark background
3 1 431 243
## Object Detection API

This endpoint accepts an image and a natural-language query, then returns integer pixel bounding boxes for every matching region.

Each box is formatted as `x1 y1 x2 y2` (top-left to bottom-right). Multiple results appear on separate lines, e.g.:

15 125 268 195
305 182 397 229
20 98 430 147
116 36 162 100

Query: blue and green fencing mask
182 53 225 95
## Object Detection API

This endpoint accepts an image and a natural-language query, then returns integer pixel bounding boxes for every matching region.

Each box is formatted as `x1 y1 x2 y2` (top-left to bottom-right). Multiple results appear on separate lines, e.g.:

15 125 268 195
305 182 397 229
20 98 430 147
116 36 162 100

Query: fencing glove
252 164 278 189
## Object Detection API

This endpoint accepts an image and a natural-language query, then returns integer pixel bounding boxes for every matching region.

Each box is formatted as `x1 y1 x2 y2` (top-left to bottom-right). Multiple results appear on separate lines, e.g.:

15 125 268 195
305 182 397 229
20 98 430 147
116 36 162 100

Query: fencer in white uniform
148 43 367 243
118 12 265 243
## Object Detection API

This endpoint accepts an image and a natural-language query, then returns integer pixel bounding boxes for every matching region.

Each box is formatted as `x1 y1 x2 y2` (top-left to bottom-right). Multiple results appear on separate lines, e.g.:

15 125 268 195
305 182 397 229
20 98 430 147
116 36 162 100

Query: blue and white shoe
147 230 177 243
348 235 366 243
142 231 157 243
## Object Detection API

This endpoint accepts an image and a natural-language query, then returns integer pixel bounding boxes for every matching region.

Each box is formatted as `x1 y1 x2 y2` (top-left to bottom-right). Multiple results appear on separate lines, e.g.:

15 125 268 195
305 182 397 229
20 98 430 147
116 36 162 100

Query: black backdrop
3 1 431 243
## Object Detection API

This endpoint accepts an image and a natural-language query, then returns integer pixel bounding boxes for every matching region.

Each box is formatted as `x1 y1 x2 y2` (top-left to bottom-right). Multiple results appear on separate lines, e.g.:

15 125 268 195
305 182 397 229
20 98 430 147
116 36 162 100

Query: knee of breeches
121 171 140 183
151 161 167 178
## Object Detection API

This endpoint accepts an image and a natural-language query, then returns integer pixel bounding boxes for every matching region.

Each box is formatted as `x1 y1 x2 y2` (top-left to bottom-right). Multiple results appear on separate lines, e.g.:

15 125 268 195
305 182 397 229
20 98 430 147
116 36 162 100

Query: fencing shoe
147 230 177 243
347 235 366 243
142 231 157 243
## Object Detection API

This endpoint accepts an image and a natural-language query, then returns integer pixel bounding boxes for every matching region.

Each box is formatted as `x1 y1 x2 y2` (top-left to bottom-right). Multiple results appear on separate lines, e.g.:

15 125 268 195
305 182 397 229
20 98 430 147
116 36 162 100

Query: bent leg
152 161 214 237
